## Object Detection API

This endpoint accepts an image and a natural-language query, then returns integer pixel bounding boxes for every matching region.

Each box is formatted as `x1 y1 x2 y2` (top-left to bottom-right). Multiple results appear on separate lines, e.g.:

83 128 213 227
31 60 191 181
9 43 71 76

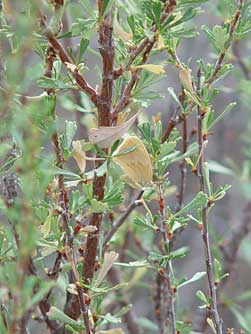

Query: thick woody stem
82 4 114 288
197 69 223 334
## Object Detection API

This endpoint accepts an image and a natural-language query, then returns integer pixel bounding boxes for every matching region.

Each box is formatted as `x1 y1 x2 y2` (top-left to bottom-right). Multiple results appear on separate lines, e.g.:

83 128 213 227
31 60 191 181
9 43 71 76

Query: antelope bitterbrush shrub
0 0 251 334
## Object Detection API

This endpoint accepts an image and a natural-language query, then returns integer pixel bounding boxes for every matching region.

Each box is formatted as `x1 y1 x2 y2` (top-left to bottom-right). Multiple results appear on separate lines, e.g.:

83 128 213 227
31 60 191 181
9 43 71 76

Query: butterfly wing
113 136 153 187
89 111 140 148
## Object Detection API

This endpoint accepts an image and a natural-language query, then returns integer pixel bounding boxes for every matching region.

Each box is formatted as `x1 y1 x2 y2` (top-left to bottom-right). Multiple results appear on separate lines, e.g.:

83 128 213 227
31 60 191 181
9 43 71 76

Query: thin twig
176 90 187 211
38 7 99 106
112 1 177 123
194 201 251 332
43 13 91 327
113 0 177 80
103 190 143 248
157 182 176 334
232 40 251 80
177 114 187 210
206 0 244 86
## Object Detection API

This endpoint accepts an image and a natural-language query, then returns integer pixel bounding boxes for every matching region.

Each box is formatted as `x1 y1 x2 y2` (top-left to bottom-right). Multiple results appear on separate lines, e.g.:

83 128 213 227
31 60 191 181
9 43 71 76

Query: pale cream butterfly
113 135 153 189
88 110 140 148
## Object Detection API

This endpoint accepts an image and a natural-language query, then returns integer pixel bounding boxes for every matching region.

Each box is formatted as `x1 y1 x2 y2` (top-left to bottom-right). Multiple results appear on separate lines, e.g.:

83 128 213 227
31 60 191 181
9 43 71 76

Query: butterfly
113 136 153 189
88 111 140 148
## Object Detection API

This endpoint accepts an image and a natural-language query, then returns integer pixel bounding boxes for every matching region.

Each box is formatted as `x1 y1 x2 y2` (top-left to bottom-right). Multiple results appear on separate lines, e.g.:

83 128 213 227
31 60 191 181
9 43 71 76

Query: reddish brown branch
82 7 114 289
38 6 99 105
113 0 177 80
112 1 177 123
112 37 157 123
45 30 99 106
206 0 243 86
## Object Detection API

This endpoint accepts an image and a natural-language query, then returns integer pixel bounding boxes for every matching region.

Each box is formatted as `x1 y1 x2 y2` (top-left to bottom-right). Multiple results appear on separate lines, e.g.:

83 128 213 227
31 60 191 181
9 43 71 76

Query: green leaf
80 0 94 16
154 121 162 142
177 271 206 289
214 258 222 283
85 162 107 180
78 38 89 64
174 192 208 217
37 76 72 90
196 290 210 307
137 317 158 332
167 87 184 110
63 121 77 150
70 18 96 37
104 179 124 208
202 25 229 53
176 321 192 334
208 160 234 176
203 162 213 196
47 306 83 330
101 0 115 16
170 246 189 259
152 1 161 28
55 168 81 180
90 199 109 213
207 102 236 130
25 281 55 311
138 122 152 143
0 233 4 254
133 216 158 232
114 260 150 268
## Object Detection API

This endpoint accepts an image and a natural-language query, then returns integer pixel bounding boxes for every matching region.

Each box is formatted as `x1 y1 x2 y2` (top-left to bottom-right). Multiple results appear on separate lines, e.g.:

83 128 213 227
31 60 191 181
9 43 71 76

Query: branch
194 201 251 332
113 0 177 80
38 5 99 105
112 37 157 123
197 68 223 334
42 30 91 330
45 30 99 106
82 4 114 290
156 181 176 334
103 190 143 248
232 40 251 80
206 0 243 86
112 1 177 123
161 98 188 144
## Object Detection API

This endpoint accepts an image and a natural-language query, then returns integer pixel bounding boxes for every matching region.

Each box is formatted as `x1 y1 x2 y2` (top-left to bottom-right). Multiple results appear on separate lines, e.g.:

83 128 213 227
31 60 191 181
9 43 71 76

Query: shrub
0 1 251 333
